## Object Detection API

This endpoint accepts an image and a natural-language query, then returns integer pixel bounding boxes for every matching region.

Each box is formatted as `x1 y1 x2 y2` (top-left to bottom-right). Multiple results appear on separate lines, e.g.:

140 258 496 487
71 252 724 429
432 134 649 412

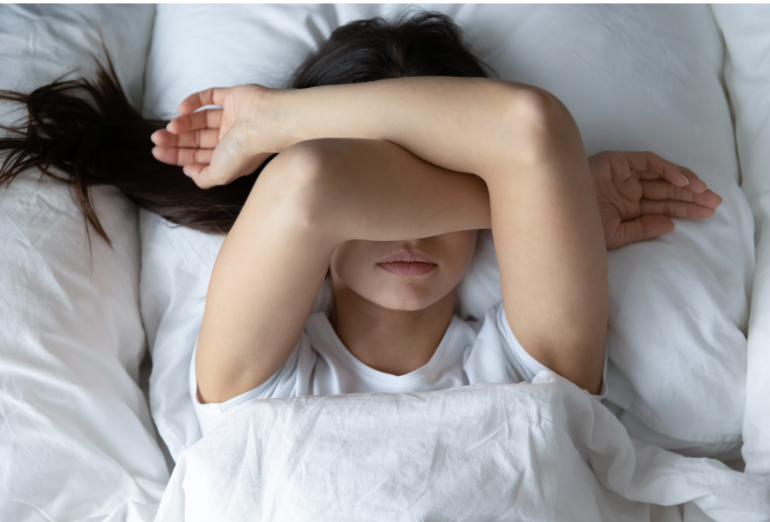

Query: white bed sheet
712 4 770 475
155 370 770 522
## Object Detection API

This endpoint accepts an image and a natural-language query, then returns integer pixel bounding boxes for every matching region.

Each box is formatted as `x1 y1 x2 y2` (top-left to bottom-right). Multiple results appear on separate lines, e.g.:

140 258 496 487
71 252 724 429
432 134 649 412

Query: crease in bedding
156 371 770 522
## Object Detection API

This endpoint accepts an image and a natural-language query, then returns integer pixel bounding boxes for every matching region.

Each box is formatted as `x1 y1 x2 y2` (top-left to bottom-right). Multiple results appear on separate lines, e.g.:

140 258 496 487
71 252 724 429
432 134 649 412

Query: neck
328 278 455 376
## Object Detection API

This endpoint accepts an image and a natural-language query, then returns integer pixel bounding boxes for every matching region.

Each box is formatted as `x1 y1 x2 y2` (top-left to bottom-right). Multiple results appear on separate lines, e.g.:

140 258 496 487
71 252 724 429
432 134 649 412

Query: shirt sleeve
189 332 311 437
494 302 608 400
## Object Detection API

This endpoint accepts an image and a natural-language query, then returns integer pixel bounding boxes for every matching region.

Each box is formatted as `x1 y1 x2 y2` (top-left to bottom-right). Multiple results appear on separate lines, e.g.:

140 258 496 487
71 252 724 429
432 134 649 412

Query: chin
375 290 440 312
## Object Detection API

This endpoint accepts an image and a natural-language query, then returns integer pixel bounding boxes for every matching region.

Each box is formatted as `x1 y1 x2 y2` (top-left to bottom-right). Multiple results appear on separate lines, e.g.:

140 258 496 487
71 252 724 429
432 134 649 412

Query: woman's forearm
299 138 491 244
265 77 540 179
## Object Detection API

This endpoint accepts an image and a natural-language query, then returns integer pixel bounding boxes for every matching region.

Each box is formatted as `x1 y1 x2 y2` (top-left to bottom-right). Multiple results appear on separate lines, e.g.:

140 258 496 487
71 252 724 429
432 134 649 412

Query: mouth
376 249 438 277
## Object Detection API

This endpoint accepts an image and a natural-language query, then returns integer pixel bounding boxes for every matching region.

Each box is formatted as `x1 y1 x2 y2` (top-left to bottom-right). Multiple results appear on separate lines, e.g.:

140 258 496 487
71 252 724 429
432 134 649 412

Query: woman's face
330 230 479 311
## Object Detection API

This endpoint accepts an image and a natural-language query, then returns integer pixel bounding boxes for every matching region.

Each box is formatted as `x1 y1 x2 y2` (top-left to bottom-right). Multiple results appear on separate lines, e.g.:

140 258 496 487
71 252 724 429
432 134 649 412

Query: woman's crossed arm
153 78 717 401
194 138 492 404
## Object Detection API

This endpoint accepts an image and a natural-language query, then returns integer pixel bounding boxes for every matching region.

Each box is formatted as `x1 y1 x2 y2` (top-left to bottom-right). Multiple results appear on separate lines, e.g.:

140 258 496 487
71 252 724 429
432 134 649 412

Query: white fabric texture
712 5 770 475
0 5 168 522
156 370 770 522
190 293 608 437
141 4 755 461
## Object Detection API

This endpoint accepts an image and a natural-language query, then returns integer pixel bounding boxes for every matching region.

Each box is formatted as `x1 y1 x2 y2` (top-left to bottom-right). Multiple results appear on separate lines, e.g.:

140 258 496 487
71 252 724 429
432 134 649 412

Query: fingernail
166 122 172 131
182 167 191 177
680 172 690 186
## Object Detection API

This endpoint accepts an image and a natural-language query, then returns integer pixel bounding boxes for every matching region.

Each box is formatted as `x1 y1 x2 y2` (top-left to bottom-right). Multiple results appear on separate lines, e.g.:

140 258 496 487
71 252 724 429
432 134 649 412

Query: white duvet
155 371 769 522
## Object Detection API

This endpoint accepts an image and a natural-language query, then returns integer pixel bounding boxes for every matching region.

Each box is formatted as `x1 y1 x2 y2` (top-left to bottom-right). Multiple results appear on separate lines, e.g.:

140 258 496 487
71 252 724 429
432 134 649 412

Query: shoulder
471 302 609 399
473 301 551 383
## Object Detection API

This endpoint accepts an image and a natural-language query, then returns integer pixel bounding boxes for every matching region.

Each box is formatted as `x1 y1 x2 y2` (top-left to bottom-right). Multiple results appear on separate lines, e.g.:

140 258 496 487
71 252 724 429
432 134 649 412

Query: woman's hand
150 84 280 189
589 151 723 250
153 78 549 192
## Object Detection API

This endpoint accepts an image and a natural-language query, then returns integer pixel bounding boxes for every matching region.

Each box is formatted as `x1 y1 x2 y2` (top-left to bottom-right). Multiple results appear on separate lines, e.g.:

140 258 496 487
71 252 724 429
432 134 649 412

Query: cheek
331 242 409 307
445 230 479 276
330 241 378 288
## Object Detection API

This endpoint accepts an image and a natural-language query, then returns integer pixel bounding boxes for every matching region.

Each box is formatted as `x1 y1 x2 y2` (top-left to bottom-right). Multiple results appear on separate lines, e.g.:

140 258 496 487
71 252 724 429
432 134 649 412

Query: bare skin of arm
153 77 721 404
167 78 606 402
196 137 491 404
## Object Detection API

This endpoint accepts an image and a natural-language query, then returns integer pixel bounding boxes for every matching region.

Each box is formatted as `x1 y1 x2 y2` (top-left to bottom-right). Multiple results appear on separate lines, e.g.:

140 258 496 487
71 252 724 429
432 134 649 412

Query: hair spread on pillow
0 10 495 242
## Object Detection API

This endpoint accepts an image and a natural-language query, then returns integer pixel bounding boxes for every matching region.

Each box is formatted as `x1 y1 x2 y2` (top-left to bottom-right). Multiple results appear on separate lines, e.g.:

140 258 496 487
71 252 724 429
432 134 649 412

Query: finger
619 151 690 188
676 165 709 195
640 198 717 219
151 146 214 166
177 129 220 149
150 129 177 147
624 152 708 195
611 214 675 250
166 109 223 134
151 128 220 149
186 164 227 190
177 87 230 114
630 151 710 195
181 163 206 180
640 180 724 208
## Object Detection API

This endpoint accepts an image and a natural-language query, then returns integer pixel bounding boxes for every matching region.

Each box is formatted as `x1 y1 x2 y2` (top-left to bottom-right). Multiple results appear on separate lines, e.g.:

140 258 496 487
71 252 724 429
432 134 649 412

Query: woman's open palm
589 151 723 250
150 84 276 189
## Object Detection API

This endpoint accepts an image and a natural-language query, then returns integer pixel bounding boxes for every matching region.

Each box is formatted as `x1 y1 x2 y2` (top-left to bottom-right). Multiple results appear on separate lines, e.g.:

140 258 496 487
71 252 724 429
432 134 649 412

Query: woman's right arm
194 144 334 405
155 77 545 189
195 138 491 404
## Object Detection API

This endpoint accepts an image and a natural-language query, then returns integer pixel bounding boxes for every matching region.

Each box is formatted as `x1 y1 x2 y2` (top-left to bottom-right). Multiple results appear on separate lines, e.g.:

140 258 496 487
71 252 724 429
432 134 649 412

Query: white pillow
0 5 169 521
141 4 754 460
712 4 770 475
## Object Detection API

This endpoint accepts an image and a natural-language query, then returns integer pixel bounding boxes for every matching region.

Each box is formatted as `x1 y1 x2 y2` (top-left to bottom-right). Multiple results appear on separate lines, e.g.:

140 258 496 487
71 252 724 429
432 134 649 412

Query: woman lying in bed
0 11 721 435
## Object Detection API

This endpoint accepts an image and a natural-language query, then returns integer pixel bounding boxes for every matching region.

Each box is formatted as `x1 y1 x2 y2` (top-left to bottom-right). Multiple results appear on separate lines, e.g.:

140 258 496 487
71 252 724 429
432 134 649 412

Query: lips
377 249 437 277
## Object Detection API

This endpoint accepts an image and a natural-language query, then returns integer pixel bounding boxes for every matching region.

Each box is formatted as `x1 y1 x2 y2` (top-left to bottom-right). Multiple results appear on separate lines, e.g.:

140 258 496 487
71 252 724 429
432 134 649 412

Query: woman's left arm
490 112 722 394
478 94 608 394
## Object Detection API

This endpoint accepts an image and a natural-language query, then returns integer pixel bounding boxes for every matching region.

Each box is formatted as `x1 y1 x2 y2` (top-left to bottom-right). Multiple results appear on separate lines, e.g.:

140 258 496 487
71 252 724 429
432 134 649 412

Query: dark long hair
0 10 494 243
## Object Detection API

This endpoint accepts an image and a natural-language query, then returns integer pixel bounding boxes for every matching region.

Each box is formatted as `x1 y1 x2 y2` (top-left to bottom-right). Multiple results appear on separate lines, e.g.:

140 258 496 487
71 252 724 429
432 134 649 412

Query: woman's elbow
252 139 340 234
500 86 581 165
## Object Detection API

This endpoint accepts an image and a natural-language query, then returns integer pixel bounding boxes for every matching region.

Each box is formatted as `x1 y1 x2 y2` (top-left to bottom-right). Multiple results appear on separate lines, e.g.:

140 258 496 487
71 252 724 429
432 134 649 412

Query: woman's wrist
237 88 271 158
255 87 304 154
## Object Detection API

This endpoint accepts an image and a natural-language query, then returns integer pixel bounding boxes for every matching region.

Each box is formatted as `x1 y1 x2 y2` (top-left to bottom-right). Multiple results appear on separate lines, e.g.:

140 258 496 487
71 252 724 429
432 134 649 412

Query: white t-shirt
191 300 608 436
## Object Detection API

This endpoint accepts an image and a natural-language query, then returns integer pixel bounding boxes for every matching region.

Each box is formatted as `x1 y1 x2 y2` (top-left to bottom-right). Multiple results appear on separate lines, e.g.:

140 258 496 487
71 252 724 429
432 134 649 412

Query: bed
0 4 768 521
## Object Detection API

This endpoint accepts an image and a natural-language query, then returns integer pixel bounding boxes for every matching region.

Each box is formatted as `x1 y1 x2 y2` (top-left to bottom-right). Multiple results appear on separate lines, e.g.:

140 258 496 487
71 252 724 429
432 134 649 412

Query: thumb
188 163 230 190
611 215 675 250
181 163 224 190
